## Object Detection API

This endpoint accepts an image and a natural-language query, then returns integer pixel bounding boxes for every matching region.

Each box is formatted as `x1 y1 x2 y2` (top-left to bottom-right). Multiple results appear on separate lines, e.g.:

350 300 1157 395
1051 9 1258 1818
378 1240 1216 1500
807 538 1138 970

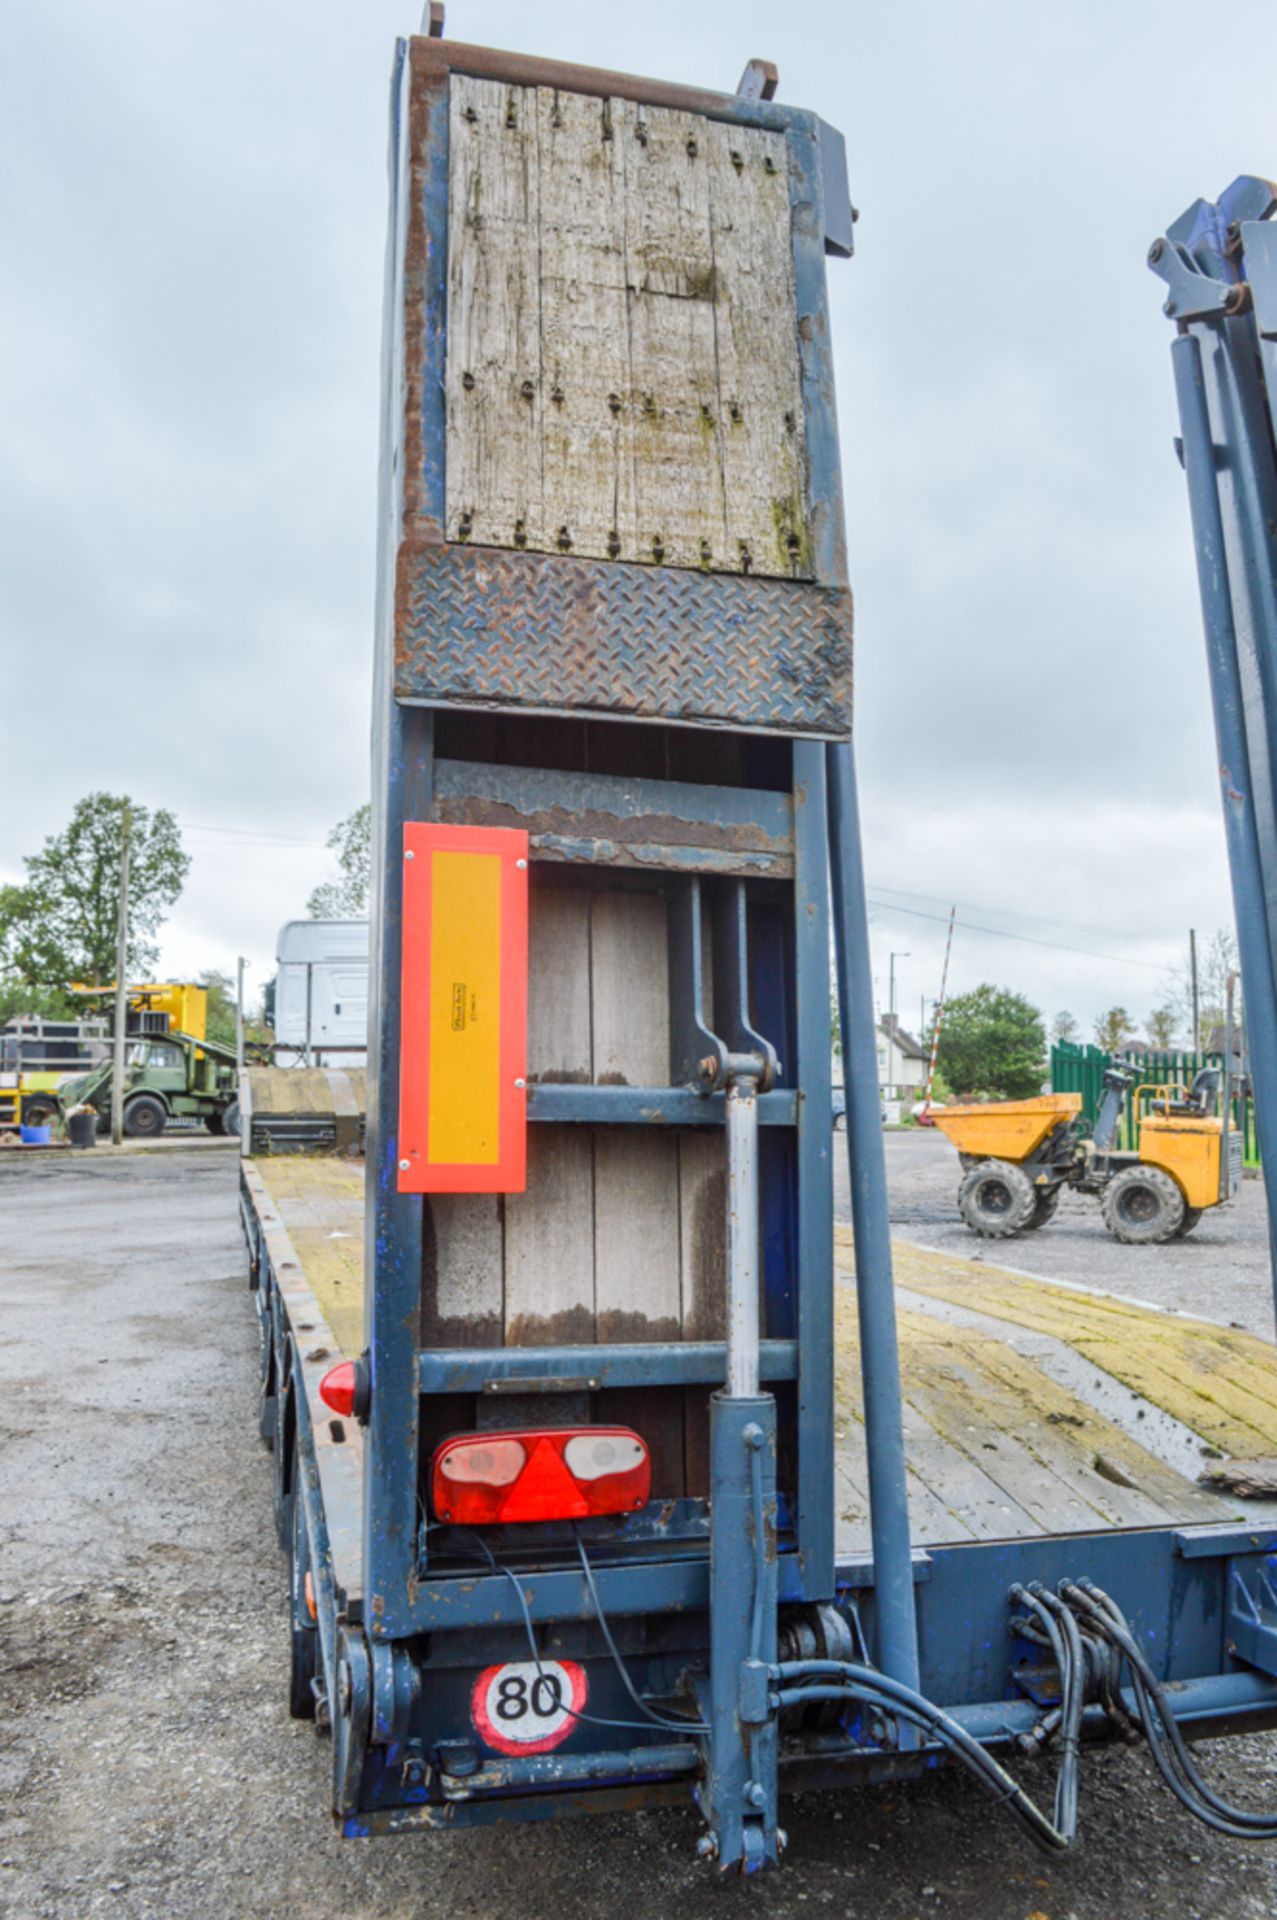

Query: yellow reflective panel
428 851 502 1165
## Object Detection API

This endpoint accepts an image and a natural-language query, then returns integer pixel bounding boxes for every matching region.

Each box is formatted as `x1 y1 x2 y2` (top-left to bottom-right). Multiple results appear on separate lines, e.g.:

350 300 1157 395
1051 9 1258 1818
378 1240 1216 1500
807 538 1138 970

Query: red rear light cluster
431 1427 650 1526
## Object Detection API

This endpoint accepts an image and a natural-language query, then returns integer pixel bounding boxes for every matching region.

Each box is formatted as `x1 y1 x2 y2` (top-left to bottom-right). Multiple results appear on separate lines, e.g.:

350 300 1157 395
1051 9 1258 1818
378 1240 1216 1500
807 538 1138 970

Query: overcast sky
3 0 1275 1040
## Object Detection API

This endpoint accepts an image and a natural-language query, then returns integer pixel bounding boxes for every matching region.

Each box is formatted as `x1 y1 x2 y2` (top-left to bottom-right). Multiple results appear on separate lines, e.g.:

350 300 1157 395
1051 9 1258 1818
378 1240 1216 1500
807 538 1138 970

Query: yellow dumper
933 1066 1241 1243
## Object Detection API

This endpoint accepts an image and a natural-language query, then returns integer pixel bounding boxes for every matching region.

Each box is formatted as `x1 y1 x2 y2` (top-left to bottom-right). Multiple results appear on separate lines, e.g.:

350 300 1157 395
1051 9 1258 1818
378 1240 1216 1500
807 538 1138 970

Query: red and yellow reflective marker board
398 823 528 1193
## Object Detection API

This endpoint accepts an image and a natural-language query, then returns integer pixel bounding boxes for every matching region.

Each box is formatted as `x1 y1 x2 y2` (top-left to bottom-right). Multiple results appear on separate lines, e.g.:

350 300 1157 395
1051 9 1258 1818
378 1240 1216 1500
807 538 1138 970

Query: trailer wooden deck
251 1154 1277 1554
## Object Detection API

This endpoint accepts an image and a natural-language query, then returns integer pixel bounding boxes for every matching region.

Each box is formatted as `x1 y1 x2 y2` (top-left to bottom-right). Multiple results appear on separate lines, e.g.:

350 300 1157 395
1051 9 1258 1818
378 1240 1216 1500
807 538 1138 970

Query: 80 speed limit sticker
470 1659 587 1756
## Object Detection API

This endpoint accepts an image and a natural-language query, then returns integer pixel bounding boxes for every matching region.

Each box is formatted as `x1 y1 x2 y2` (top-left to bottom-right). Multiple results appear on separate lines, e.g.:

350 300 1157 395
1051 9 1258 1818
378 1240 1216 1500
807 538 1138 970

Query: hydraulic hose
771 1660 1070 1854
1062 1580 1277 1840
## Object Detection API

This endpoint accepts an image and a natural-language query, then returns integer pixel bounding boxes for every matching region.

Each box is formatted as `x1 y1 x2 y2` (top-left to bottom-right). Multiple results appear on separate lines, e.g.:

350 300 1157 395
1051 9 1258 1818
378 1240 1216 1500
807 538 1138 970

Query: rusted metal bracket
736 58 778 101
421 1 445 37
670 877 727 1089
712 882 780 1091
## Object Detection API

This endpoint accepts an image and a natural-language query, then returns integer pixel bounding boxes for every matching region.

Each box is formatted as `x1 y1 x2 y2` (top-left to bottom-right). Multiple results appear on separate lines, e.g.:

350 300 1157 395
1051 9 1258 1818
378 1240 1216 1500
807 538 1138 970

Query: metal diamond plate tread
394 542 852 737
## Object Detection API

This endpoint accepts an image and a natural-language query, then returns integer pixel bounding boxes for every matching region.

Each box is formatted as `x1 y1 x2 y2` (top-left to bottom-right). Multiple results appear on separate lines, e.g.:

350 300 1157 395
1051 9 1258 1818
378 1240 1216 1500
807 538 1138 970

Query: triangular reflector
499 1436 590 1521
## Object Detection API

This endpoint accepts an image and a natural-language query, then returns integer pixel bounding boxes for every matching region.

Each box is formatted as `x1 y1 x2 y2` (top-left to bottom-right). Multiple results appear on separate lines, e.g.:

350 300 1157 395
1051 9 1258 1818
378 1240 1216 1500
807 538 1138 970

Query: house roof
879 1014 928 1061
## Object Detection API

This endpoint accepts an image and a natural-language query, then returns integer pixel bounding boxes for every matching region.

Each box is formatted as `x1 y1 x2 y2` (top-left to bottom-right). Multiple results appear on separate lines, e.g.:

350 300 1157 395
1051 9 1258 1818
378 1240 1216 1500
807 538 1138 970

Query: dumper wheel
221 1099 241 1138
123 1093 167 1139
1100 1165 1185 1244
1175 1206 1204 1239
957 1159 1036 1237
1026 1188 1061 1230
288 1495 318 1721
21 1098 58 1128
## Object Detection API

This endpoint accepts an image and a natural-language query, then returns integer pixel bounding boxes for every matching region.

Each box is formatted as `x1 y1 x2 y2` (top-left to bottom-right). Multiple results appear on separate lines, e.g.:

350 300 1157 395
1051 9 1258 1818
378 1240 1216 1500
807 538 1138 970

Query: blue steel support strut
705 1393 779 1871
826 740 921 1695
702 1057 780 1872
1169 329 1277 1317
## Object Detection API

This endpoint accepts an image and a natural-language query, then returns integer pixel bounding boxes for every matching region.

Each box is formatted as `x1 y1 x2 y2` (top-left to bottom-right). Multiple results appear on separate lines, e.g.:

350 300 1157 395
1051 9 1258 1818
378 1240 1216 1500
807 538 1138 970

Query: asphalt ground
4 1141 1277 1920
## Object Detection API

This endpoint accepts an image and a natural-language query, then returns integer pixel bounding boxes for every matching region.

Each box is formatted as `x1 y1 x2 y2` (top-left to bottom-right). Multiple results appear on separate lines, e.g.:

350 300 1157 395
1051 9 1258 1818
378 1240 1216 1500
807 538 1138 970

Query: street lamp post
887 951 910 1099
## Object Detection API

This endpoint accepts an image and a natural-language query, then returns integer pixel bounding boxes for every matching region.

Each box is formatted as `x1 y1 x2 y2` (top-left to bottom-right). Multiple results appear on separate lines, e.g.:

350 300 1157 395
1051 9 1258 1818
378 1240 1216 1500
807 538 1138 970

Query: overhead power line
869 882 1164 948
866 897 1171 973
179 821 327 847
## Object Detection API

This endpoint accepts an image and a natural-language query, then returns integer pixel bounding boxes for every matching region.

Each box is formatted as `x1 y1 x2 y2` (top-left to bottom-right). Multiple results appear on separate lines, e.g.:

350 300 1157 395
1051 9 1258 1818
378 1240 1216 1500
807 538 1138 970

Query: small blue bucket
19 1124 52 1145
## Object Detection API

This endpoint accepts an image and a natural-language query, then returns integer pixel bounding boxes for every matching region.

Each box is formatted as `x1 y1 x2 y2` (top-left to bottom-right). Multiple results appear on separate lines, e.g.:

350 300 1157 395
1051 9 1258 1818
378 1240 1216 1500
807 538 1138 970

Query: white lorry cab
266 920 368 1066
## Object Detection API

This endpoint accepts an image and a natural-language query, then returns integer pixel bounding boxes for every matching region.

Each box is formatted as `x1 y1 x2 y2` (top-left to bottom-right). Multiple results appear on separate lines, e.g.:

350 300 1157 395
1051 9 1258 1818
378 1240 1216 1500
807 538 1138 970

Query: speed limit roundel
470 1659 587 1756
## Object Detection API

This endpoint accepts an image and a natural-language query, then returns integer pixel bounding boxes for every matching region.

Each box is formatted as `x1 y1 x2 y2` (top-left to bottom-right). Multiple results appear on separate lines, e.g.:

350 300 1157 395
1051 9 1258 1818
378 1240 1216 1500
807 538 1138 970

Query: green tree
938 984 1045 1099
1094 1005 1135 1052
1146 1005 1178 1048
198 968 271 1052
0 979 75 1027
308 803 371 920
0 793 188 986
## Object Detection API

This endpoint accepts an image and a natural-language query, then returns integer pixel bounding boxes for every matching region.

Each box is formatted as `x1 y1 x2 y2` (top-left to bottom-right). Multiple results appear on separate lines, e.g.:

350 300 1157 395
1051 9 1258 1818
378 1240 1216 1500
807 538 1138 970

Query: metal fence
1049 1041 1259 1164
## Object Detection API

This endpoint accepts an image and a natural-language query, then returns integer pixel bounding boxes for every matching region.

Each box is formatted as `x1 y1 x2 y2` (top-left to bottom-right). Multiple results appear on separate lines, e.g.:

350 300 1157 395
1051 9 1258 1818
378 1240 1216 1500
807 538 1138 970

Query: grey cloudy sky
3 0 1275 1038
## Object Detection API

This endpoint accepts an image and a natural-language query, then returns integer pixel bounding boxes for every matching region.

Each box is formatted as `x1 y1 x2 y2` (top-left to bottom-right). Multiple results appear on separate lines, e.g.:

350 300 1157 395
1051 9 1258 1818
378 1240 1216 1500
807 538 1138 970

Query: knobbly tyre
238 15 1277 1873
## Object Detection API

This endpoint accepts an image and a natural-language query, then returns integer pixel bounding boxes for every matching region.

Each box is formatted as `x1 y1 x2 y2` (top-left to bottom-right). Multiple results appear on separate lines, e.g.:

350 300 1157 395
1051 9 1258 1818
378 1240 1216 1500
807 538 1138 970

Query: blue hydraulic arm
1150 177 1277 1316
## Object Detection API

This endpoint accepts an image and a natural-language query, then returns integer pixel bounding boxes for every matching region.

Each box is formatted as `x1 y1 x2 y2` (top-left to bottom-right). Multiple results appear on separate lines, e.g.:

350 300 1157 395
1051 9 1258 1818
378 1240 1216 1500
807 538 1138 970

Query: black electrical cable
438 1526 705 1739
572 1528 709 1735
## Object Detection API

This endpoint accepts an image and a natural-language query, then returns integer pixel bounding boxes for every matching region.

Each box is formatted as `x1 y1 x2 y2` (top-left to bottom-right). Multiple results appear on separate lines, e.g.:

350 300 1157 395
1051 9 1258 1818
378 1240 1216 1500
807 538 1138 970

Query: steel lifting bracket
1227 1563 1277 1678
1147 237 1248 323
670 877 779 1095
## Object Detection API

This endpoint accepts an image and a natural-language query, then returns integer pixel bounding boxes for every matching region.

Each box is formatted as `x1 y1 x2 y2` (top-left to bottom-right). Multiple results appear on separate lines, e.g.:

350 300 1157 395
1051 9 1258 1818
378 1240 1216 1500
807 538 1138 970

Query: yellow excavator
933 1061 1242 1244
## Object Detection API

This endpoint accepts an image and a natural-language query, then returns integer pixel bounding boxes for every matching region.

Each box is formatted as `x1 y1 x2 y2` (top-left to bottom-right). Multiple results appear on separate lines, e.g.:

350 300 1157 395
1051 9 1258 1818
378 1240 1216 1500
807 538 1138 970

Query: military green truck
52 1029 241 1138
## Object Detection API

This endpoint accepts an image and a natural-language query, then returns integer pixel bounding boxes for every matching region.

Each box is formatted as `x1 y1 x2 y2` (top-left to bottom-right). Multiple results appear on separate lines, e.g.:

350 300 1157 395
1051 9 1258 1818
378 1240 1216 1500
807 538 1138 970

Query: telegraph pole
235 956 246 1073
110 805 132 1147
1189 926 1200 1049
887 948 906 1098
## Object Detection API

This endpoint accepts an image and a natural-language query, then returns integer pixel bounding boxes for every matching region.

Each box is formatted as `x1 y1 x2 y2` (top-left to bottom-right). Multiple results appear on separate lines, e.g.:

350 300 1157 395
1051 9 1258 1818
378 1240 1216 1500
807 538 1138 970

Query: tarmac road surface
4 1143 1277 1920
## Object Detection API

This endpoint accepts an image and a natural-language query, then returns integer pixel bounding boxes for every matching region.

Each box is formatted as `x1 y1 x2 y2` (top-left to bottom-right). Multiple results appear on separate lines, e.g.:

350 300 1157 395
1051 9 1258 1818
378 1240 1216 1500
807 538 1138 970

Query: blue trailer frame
238 33 1277 1872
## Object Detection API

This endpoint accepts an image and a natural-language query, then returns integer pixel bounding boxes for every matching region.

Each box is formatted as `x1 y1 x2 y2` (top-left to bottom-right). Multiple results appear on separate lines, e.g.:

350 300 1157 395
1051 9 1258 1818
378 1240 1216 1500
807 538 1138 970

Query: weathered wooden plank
422 1195 504 1347
594 1131 681 1342
621 99 725 571
928 1320 1222 1526
536 87 636 561
833 1414 970 1555
704 121 810 578
502 1125 594 1344
590 890 669 1084
446 76 542 549
833 1451 871 1558
898 1344 1148 1535
588 884 683 1476
678 1128 726 1341
897 1397 1041 1541
527 886 593 1083
679 1128 726 1493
